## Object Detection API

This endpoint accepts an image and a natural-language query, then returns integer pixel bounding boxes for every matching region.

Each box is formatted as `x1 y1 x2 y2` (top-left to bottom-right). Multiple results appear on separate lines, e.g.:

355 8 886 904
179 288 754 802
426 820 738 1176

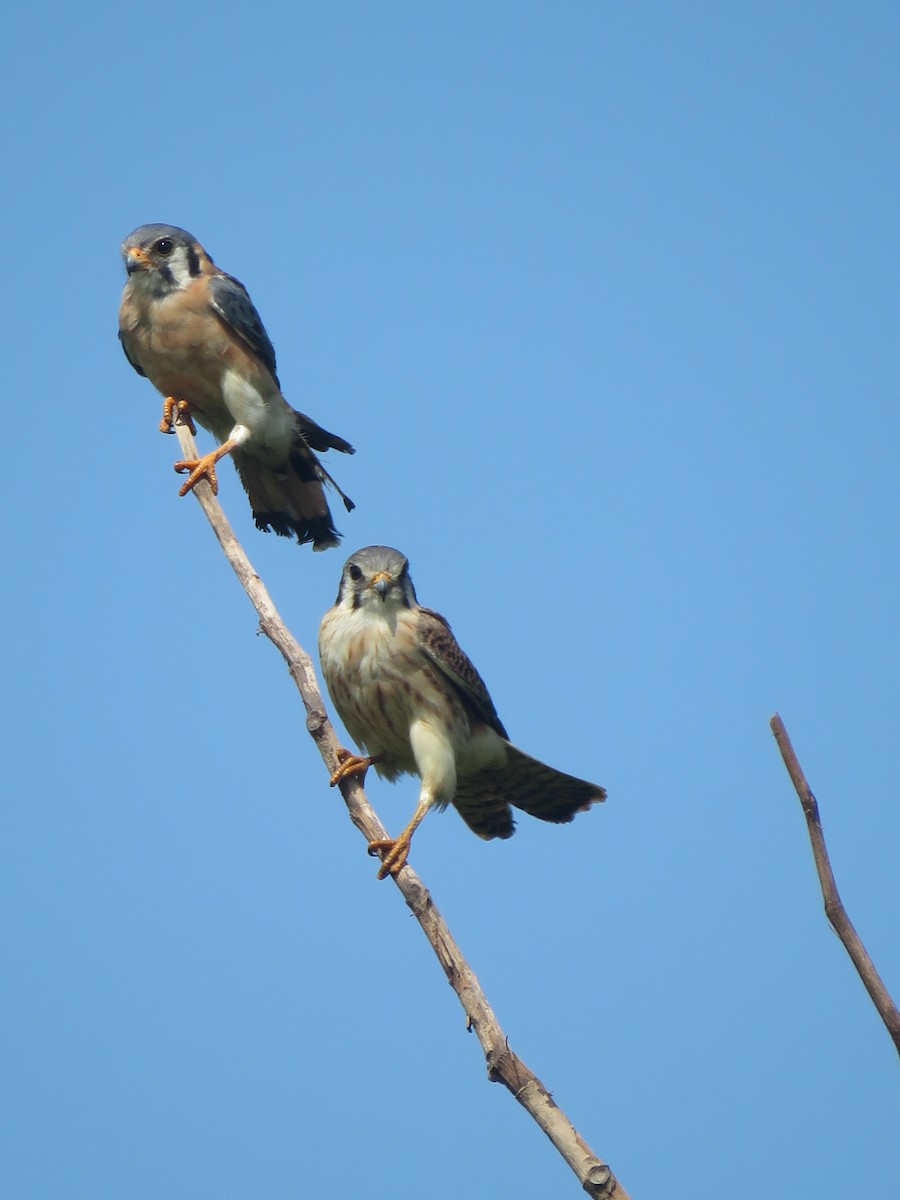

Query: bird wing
293 411 356 455
118 330 147 377
418 608 510 740
208 273 279 383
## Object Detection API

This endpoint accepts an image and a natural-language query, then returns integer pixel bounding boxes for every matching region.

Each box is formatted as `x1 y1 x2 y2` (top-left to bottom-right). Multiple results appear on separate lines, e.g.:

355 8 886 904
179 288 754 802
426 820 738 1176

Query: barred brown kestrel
318 545 606 878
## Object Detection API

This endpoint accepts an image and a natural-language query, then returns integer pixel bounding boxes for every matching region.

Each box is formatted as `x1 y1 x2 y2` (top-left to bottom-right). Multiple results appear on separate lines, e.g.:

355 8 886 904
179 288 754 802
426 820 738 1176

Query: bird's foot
174 451 221 497
329 748 382 788
159 397 177 434
174 436 239 497
368 834 412 880
159 397 197 436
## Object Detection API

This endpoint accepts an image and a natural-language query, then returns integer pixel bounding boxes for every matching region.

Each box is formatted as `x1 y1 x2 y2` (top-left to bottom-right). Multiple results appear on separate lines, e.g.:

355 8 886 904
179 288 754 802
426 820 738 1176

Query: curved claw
173 436 238 498
174 400 197 435
159 398 197 436
366 796 430 881
329 748 382 787
174 452 222 497
368 835 412 880
159 397 177 434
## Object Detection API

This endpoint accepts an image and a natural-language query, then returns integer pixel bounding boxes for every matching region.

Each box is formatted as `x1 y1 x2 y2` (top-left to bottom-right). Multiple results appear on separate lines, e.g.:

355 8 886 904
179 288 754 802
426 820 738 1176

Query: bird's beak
125 246 148 275
371 572 393 600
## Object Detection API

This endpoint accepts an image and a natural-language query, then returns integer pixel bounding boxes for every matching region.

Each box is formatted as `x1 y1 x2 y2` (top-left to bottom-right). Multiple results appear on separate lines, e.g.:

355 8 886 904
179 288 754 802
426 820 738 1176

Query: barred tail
452 745 604 840
501 744 605 822
234 444 353 551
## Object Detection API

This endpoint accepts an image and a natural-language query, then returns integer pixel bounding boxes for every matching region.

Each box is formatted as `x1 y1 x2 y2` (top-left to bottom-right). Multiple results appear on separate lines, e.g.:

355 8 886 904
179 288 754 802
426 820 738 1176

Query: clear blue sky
2 2 898 1196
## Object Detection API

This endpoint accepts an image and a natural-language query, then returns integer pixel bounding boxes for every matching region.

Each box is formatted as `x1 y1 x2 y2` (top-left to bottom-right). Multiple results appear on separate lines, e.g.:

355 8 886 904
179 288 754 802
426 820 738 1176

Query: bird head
121 224 213 293
335 545 418 611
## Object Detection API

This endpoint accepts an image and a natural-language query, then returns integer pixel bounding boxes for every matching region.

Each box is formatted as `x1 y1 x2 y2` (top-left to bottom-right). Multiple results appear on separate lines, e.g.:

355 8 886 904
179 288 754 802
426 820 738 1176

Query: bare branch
171 422 629 1197
770 713 900 1056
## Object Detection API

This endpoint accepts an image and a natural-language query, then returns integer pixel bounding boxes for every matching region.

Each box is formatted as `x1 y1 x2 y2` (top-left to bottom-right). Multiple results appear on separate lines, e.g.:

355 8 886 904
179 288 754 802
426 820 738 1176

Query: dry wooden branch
770 713 900 1056
171 422 629 1198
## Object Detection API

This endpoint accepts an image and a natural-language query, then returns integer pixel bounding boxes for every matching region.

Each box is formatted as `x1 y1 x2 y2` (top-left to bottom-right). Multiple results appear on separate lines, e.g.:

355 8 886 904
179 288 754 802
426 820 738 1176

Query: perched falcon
118 223 355 550
318 545 606 878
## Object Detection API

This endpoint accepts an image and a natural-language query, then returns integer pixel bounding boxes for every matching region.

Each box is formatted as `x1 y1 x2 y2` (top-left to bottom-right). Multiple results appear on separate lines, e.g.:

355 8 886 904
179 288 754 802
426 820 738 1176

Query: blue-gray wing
208 273 279 384
118 330 147 378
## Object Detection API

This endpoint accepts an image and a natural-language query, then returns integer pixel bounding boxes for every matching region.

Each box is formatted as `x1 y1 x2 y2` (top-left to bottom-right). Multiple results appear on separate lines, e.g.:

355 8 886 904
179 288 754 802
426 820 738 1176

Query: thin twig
770 713 900 1057
171 422 629 1197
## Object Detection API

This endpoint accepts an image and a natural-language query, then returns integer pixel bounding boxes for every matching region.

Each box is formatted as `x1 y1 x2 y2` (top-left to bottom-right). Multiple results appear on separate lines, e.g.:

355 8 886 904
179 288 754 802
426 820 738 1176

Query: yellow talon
329 748 381 787
368 835 412 880
174 400 197 435
159 397 197 436
173 435 238 498
174 452 222 496
159 397 177 434
366 796 430 880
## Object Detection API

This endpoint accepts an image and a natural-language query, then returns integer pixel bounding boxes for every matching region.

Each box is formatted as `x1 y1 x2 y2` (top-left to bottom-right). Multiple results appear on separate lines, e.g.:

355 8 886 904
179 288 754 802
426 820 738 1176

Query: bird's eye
154 238 174 256
348 564 363 582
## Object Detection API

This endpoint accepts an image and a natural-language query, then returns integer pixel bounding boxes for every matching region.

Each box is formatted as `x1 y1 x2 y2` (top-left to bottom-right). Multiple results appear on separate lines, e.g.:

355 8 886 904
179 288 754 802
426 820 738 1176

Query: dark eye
348 564 363 582
154 238 174 256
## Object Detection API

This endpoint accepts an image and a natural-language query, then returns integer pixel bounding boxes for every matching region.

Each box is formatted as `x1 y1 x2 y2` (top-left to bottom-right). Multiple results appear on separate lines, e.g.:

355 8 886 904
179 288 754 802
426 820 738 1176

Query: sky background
1 2 898 1196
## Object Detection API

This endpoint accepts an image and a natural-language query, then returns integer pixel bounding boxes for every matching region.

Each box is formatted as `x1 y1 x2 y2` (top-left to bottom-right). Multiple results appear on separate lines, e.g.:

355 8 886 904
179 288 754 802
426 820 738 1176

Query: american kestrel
118 223 355 550
319 546 606 878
